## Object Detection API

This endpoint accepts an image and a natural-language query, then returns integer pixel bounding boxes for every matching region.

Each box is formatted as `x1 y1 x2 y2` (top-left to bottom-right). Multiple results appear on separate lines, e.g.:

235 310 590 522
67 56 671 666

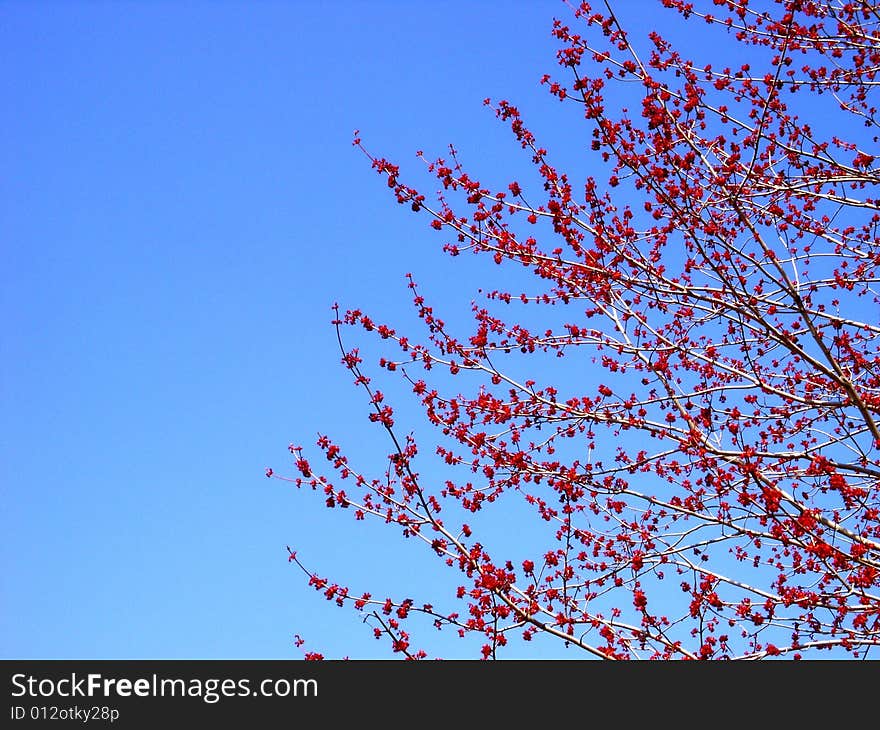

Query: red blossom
278 0 880 661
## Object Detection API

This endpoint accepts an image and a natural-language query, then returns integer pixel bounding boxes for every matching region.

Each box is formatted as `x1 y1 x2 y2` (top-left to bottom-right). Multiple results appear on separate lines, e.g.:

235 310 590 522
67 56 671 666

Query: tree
272 0 880 659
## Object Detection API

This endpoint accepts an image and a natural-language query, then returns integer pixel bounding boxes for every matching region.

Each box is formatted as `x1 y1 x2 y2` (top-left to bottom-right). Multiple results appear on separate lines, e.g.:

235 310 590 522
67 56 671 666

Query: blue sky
2 0 582 659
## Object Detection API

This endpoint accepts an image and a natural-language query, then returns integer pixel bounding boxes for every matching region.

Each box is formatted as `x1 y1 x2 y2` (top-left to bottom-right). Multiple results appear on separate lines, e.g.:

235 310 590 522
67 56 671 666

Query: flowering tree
272 0 880 659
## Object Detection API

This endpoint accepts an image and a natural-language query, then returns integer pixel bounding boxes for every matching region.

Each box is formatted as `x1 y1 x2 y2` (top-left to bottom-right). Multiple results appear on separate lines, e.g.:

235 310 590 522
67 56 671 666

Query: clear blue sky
1 0 580 659
2 1 728 659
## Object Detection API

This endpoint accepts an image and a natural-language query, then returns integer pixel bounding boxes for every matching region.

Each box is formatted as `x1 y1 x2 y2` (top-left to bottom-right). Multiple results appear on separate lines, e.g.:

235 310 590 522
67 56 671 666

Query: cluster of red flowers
274 0 880 659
